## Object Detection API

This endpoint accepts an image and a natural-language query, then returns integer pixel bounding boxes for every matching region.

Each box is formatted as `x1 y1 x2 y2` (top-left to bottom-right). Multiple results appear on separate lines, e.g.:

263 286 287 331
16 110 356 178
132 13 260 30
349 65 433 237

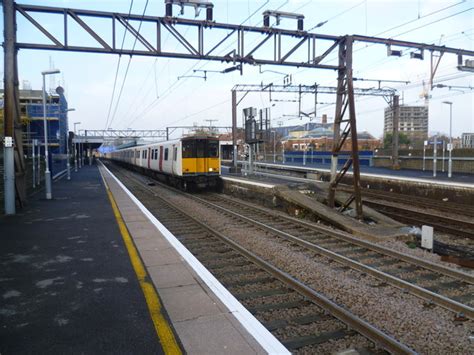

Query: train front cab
181 137 220 188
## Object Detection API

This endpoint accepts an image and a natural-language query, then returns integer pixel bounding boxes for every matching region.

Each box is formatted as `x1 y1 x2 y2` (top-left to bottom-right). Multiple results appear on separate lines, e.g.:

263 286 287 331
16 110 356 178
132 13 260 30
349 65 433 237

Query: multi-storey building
461 133 474 148
0 86 69 155
384 105 428 142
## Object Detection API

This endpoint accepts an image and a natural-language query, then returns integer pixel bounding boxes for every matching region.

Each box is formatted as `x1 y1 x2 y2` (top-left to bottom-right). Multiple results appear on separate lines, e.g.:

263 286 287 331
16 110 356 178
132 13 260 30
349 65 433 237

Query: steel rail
363 200 474 239
109 164 415 355
189 194 474 318
213 193 474 285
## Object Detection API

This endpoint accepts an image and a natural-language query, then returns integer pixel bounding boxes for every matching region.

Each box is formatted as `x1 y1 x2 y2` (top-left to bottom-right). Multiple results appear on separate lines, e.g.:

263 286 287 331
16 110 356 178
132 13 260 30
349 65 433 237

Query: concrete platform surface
98 162 288 354
0 165 173 354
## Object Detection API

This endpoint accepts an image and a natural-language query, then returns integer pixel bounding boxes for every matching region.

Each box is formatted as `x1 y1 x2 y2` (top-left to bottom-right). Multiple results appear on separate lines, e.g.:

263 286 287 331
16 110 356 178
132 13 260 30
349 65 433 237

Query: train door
171 145 178 175
196 139 206 173
159 146 164 171
147 148 151 169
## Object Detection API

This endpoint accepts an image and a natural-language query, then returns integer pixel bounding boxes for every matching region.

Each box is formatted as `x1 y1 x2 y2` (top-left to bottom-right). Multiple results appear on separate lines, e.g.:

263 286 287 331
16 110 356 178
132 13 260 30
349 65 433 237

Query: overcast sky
3 0 474 139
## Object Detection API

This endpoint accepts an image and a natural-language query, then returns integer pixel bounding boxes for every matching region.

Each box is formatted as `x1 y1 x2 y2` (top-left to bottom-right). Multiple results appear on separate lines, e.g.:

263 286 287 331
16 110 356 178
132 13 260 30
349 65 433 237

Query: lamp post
64 108 75 180
74 122 81 171
442 101 453 178
272 131 276 163
42 69 60 199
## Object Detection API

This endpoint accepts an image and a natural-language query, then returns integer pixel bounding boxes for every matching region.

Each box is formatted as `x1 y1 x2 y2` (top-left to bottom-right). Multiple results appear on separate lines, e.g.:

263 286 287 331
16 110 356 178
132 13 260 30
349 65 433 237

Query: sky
2 0 473 139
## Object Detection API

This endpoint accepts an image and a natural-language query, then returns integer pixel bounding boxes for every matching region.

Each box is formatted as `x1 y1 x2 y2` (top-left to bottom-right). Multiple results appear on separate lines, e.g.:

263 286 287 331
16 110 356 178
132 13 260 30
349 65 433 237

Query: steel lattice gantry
3 1 474 217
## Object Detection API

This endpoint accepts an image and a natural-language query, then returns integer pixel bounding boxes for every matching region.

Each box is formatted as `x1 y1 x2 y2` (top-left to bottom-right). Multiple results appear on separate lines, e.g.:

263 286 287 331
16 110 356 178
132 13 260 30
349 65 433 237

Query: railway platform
0 164 279 354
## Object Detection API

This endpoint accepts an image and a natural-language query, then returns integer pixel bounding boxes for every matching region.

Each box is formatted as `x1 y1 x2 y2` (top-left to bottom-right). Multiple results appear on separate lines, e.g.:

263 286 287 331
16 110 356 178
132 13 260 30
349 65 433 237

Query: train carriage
107 136 221 190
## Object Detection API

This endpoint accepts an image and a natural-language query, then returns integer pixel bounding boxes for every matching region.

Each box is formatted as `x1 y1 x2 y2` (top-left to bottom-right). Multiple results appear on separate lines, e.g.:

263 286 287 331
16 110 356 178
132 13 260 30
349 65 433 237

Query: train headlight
209 168 213 172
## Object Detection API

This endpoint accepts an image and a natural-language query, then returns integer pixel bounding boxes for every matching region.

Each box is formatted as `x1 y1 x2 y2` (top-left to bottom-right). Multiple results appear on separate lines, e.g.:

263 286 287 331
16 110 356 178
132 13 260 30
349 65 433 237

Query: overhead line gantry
3 0 474 218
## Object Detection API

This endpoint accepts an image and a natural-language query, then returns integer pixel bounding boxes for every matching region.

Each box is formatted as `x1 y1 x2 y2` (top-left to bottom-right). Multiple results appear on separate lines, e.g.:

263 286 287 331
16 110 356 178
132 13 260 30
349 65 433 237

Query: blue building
15 86 69 155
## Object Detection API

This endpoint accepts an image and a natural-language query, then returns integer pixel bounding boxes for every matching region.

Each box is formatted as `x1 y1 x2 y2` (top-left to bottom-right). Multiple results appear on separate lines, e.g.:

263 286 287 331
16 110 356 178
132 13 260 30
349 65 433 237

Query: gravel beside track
107 162 473 354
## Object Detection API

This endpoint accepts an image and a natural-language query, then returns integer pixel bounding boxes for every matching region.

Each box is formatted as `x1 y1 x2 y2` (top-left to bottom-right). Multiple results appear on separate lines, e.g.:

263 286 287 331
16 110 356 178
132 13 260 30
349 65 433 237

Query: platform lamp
42 69 60 200
73 121 81 171
64 108 75 180
442 101 453 178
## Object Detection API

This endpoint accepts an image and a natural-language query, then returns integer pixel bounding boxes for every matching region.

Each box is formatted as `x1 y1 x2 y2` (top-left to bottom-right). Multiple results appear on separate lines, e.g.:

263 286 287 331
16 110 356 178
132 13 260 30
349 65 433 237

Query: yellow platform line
101 170 182 355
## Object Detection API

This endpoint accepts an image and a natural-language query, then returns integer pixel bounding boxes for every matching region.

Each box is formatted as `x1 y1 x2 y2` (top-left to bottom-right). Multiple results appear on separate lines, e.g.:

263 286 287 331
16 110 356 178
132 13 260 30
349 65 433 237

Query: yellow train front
180 136 221 189
107 135 221 190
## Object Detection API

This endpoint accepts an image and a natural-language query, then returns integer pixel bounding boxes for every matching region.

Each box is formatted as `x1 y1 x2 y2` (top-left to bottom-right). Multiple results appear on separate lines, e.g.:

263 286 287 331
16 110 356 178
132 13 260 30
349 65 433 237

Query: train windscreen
208 140 219 158
182 139 219 158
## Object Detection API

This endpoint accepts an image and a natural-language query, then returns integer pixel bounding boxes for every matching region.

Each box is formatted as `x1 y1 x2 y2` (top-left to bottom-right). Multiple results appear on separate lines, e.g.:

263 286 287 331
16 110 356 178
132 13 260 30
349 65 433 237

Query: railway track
336 187 474 240
104 162 412 354
357 189 474 218
362 199 474 240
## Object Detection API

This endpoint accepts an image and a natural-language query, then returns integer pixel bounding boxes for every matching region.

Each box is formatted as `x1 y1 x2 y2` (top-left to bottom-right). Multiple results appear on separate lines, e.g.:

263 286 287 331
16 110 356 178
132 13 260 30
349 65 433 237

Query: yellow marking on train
102 171 182 355
182 157 220 173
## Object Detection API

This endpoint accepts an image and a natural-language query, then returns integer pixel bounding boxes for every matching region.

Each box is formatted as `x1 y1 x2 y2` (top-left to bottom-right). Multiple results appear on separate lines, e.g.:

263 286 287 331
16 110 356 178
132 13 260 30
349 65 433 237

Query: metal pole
79 143 82 168
74 142 78 172
89 147 92 166
3 0 17 214
273 131 276 163
3 137 15 214
448 103 453 178
391 95 400 169
231 90 238 171
42 74 52 199
442 140 445 172
423 142 426 171
37 141 40 185
433 136 437 178
248 144 253 175
66 133 71 180
32 139 36 188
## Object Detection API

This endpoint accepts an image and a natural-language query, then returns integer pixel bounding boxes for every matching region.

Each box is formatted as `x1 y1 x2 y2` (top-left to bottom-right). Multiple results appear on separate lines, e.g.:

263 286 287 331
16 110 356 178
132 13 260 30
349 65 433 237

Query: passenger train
106 136 221 190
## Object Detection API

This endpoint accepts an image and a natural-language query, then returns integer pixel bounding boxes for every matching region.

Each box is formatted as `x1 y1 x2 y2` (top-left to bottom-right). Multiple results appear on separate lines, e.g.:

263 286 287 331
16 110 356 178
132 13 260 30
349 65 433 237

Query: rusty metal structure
3 0 474 216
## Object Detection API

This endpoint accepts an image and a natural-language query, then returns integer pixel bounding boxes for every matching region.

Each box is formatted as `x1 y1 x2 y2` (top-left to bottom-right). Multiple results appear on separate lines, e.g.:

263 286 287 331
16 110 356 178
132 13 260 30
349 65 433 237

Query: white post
36 140 40 186
433 136 437 178
448 103 453 178
32 139 36 188
3 137 15 214
442 140 445 172
443 101 453 178
273 131 276 163
422 140 427 171
66 133 71 180
42 73 52 200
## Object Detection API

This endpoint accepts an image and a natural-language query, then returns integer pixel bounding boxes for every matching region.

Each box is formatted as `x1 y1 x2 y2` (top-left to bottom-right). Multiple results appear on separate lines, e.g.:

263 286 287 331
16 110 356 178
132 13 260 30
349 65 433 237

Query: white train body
106 136 221 189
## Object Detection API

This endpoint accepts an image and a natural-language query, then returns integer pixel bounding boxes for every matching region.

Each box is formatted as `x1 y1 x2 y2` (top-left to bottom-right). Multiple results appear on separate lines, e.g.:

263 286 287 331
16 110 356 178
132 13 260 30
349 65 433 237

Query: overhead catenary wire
123 0 276 129
106 0 150 130
123 0 317 130
104 0 134 130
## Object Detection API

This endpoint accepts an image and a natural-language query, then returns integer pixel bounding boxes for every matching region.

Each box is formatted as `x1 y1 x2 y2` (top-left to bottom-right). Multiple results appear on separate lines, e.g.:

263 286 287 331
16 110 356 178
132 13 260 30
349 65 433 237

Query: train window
182 140 195 158
142 150 145 159
155 149 158 160
196 139 205 158
208 140 219 158
173 147 177 161
164 148 169 161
